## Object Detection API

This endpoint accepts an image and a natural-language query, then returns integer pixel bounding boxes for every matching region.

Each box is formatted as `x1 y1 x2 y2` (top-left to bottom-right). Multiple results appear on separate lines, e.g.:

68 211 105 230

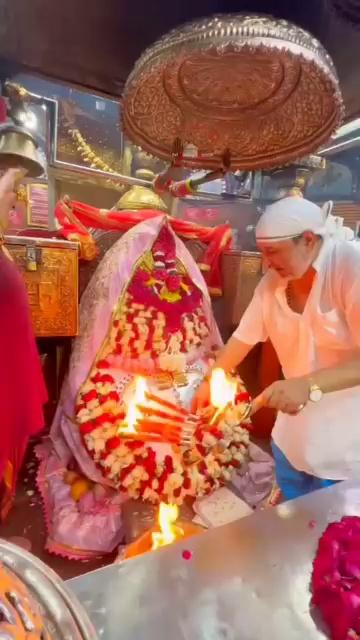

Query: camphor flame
121 376 148 434
210 368 237 409
151 502 184 550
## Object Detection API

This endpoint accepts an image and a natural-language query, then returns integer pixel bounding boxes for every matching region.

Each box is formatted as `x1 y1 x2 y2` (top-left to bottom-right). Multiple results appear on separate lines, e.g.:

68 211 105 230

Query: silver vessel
0 539 97 639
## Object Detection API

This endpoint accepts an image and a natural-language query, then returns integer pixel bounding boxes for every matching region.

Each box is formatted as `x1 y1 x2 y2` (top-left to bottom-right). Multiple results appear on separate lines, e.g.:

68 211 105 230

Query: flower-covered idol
37 216 252 559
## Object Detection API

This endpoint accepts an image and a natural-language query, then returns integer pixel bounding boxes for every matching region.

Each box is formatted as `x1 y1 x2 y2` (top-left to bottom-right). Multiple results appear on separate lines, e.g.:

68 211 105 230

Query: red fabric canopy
55 199 232 296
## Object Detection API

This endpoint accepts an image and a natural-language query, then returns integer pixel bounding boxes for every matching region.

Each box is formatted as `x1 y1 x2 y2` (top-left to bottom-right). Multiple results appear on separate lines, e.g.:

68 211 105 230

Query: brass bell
0 124 44 178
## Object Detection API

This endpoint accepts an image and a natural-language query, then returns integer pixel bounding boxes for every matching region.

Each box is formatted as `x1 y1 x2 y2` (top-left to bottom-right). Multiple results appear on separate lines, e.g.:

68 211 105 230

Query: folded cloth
230 442 275 508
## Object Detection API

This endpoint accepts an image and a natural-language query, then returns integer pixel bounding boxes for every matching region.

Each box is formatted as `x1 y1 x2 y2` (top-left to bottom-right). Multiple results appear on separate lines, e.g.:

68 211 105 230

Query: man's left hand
253 378 310 415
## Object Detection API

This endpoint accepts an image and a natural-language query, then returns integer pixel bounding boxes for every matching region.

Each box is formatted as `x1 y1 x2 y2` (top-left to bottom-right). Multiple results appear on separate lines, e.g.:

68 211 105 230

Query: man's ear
302 231 316 246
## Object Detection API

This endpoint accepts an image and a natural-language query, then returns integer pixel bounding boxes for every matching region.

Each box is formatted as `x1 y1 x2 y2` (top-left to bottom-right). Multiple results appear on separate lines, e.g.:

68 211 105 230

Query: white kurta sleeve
343 246 360 347
344 280 360 347
232 284 268 345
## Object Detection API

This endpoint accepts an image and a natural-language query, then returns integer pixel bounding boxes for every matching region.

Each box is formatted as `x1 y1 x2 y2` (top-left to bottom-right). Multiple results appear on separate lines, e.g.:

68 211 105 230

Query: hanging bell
0 124 44 178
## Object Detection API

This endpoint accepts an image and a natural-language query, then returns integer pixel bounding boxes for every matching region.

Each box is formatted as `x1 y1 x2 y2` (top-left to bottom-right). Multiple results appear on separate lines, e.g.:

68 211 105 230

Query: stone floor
0 443 114 581
0 438 272 582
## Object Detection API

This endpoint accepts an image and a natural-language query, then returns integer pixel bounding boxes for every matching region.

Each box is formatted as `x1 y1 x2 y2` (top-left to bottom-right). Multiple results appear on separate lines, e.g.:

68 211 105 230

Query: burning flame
210 368 237 409
121 376 148 434
151 502 184 550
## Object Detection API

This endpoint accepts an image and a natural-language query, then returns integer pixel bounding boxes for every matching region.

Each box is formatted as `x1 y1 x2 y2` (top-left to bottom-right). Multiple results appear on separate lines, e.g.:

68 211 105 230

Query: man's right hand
191 378 211 413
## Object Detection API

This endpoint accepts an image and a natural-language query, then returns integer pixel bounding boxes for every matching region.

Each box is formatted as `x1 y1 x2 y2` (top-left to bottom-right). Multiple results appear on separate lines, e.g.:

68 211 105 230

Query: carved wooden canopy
0 0 359 124
123 15 343 170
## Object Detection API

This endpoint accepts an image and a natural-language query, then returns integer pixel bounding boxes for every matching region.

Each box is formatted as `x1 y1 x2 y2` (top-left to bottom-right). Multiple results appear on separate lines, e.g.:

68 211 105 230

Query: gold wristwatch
309 382 323 403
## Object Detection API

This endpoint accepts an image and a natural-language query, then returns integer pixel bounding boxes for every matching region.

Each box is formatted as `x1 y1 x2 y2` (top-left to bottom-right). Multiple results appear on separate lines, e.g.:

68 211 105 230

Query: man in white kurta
193 197 360 499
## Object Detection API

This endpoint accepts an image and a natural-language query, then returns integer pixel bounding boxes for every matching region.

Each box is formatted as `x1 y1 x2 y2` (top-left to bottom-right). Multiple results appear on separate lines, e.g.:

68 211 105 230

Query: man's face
257 233 317 280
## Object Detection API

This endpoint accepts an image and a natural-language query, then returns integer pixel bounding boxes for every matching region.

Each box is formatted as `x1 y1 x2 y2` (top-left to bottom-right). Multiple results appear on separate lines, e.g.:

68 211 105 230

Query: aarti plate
123 14 343 170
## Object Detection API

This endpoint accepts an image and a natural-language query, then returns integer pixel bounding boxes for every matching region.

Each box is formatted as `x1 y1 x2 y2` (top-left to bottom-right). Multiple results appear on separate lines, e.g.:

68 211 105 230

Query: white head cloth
256 197 354 243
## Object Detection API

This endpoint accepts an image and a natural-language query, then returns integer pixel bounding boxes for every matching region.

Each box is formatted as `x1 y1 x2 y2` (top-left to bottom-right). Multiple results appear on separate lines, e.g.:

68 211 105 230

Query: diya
123 502 202 560
123 14 343 171
120 367 253 561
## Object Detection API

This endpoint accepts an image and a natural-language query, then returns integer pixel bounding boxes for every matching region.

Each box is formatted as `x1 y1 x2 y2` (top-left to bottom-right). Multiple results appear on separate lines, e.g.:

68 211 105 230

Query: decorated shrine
0 5 359 640
36 214 260 559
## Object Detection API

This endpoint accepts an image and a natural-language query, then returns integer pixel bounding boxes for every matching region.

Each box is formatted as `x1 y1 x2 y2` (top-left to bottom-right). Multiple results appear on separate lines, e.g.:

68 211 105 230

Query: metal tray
0 539 97 639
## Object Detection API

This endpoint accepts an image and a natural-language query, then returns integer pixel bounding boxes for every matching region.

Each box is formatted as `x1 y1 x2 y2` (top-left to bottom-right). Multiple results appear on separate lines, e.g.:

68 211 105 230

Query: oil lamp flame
210 368 237 409
121 376 148 434
151 502 184 550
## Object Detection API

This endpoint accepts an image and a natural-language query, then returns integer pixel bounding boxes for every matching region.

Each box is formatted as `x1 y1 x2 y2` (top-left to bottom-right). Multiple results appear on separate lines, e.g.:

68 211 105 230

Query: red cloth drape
0 253 47 518
55 199 232 296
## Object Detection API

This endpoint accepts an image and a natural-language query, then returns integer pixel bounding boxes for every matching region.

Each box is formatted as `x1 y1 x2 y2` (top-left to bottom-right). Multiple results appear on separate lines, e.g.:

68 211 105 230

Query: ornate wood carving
7 244 78 337
123 15 342 170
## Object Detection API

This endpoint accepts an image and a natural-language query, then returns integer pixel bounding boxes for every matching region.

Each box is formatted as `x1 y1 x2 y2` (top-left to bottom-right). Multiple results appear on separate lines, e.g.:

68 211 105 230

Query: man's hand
254 378 310 415
191 379 211 413
191 339 253 414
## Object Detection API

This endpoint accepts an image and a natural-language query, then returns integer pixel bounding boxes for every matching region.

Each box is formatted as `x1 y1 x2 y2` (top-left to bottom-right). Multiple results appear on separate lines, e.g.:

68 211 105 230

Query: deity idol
37 214 273 559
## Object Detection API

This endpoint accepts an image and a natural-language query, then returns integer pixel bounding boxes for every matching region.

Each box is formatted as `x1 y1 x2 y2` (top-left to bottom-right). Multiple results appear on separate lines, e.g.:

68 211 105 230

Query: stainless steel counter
68 481 360 640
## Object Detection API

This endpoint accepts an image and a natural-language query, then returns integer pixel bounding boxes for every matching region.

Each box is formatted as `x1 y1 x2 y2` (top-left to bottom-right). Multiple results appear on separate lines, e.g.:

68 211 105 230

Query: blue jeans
271 441 338 501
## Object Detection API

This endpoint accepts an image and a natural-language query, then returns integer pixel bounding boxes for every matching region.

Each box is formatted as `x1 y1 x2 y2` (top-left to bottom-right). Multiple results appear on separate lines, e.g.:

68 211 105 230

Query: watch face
310 387 322 402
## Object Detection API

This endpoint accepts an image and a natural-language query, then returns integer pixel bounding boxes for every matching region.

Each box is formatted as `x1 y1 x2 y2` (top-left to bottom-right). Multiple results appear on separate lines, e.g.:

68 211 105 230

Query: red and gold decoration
55 198 232 296
5 238 78 338
123 14 343 171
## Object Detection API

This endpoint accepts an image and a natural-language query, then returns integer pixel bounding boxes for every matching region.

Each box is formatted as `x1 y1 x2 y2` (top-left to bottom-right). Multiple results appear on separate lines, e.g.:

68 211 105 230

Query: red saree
0 252 47 519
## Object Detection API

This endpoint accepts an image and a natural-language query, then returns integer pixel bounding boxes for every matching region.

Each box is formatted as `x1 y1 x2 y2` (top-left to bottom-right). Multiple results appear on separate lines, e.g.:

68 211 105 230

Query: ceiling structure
0 0 359 121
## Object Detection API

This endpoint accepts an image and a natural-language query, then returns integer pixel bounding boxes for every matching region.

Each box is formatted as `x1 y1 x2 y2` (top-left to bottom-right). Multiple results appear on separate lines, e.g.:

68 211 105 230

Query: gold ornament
15 184 28 204
69 128 123 181
116 184 167 212
6 82 125 191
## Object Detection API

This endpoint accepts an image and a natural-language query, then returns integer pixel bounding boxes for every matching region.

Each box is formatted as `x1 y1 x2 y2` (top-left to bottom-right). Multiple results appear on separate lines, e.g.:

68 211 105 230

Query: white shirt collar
312 237 330 273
